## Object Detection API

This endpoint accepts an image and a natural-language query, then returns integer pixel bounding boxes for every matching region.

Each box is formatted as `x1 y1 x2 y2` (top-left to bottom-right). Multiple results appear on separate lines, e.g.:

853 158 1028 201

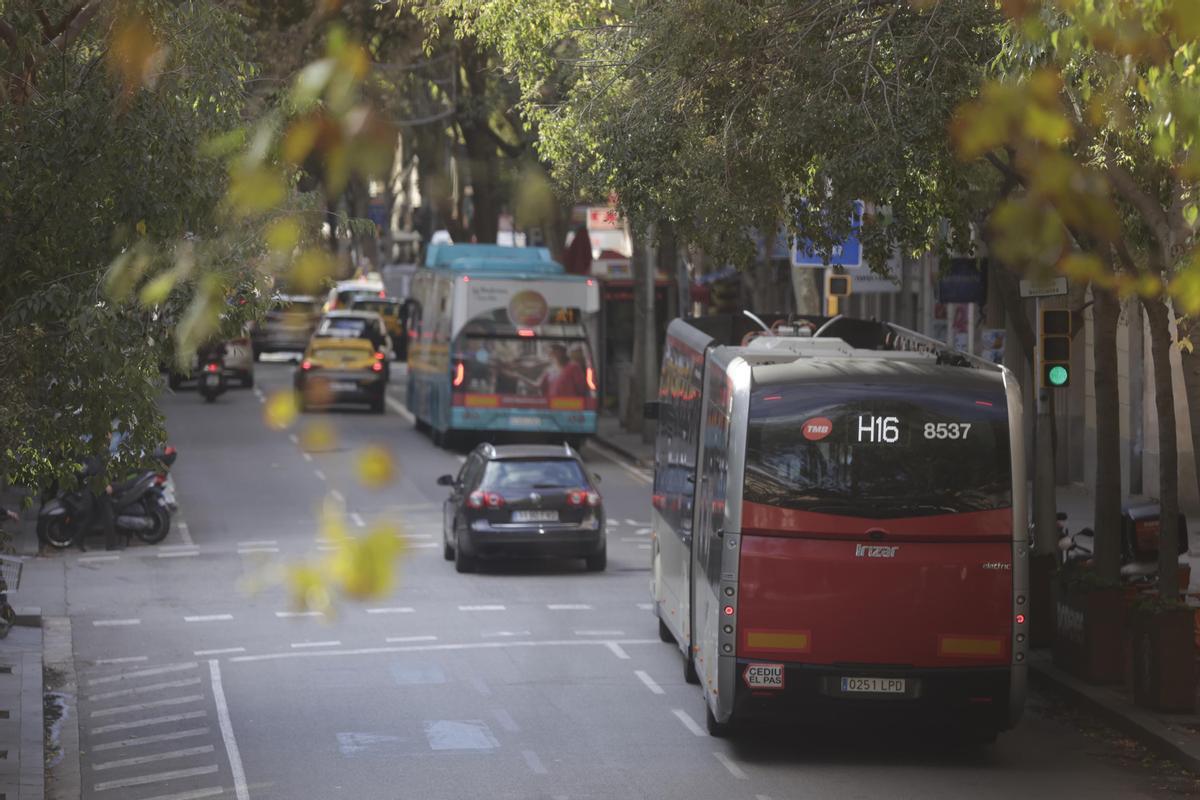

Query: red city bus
649 314 1028 739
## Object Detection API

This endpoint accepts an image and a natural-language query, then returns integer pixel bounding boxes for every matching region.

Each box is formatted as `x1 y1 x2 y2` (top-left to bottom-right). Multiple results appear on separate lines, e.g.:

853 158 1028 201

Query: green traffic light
1047 365 1069 386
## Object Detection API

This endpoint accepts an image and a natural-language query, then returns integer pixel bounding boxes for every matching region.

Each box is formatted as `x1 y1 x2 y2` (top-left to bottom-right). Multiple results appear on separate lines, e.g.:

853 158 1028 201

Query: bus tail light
453 362 465 387
585 367 597 392
518 328 535 337
1015 613 1026 625
723 605 734 616
371 361 384 373
378 290 387 298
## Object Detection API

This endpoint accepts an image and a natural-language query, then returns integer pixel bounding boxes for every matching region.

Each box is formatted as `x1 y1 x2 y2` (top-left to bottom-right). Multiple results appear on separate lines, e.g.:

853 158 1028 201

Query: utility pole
643 225 659 445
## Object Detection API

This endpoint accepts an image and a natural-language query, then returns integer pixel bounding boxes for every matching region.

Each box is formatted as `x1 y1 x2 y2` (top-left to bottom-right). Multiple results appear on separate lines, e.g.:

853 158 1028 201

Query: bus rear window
456 336 594 399
745 383 1011 518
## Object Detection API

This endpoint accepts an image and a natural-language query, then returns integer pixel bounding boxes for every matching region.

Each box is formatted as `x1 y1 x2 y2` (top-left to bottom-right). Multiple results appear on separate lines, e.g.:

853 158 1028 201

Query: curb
13 606 41 628
591 434 654 471
43 617 79 800
1029 655 1200 773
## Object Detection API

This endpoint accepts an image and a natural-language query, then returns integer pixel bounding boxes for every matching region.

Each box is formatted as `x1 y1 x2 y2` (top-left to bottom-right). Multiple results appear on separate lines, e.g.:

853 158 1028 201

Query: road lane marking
95 656 148 666
350 512 365 528
671 709 705 736
88 663 198 686
547 604 592 611
575 630 625 636
385 395 416 424
625 519 639 526
522 749 548 775
366 607 414 614
91 727 210 752
227 638 661 664
237 540 277 547
237 547 279 555
91 695 204 718
178 521 194 547
185 615 234 623
385 635 437 643
93 745 214 771
587 441 653 485
458 604 505 611
93 765 218 792
275 611 324 619
330 489 344 503
638 544 651 550
92 710 208 735
620 537 649 543
404 533 434 539
634 670 664 695
89 678 203 702
713 751 748 779
408 541 439 549
194 648 245 657
291 640 341 649
288 433 299 444
93 619 141 627
303 452 313 462
158 550 199 559
79 555 120 564
637 603 654 611
314 469 327 481
493 709 519 732
471 677 492 695
139 788 224 800
209 659 250 800
605 642 630 659
482 631 530 638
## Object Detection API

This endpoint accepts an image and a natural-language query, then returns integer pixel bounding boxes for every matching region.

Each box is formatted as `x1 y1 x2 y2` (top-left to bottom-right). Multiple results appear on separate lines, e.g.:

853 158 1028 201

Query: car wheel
585 543 606 572
658 616 674 644
454 529 475 573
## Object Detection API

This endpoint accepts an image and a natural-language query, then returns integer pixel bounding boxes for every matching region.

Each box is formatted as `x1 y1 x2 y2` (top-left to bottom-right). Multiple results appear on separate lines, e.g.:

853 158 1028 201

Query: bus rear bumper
731 661 1015 730
451 408 596 434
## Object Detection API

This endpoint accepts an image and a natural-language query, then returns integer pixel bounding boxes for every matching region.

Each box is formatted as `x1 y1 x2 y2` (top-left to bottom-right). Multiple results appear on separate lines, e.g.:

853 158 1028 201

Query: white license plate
510 416 540 427
743 663 784 690
204 375 220 387
512 510 559 522
840 677 906 694
331 381 358 392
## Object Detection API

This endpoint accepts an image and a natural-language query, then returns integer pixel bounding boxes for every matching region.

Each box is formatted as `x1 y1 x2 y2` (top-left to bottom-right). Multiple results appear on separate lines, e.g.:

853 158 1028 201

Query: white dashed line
92 744 214 771
209 659 250 800
177 521 195 547
385 635 437 644
92 710 208 735
194 648 245 657
522 749 548 775
408 542 439 549
637 603 654 611
228 638 660 664
303 452 313 462
237 547 279 555
275 611 324 619
713 751 748 779
605 642 630 660
158 549 199 559
404 533 434 539
94 656 148 666
238 540 277 548
385 395 416 423
638 544 652 550
79 555 120 564
91 695 204 718
288 433 299 444
547 604 592 611
313 469 327 481
576 629 625 637
366 607 414 615
90 727 210 753
634 670 664 695
671 708 705 736
459 605 506 612
89 678 202 702
184 615 233 623
350 512 365 528
93 619 141 627
493 708 520 732
88 663 198 686
625 519 639 526
756 795 774 800
330 489 344 503
290 641 341 649
93 764 219 792
482 631 530 638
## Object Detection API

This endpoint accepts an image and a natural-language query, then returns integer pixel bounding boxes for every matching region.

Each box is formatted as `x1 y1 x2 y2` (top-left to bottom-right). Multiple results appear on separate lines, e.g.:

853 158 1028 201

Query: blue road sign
792 201 864 268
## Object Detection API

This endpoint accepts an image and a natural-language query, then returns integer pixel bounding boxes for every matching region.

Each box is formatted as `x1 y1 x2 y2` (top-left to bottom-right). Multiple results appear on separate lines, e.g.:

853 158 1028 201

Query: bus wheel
683 647 700 684
705 704 733 738
657 616 674 644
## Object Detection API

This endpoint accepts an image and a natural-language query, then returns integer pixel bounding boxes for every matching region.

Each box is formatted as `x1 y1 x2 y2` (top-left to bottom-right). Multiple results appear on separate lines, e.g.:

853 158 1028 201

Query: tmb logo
802 417 833 441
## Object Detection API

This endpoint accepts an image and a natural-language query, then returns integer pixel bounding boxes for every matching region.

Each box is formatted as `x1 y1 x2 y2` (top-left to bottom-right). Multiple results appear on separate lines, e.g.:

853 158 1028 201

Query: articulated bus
406 244 601 447
649 313 1027 738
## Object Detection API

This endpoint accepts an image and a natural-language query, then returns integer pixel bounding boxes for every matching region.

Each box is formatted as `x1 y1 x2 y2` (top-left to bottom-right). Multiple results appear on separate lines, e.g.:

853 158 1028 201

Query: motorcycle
198 357 225 402
38 447 176 548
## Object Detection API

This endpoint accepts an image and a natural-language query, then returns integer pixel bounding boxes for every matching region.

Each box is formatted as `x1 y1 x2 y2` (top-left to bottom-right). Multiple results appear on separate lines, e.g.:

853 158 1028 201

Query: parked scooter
198 357 225 402
38 461 173 549
1058 507 1189 587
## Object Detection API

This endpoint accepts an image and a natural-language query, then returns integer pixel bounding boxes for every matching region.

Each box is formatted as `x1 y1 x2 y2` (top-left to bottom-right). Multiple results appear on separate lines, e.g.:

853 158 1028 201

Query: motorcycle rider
79 442 118 552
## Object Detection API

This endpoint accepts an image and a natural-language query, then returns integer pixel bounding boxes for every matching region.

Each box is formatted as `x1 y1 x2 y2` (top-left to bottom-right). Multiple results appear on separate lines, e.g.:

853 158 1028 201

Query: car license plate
331 381 357 392
840 677 906 694
510 416 540 427
512 510 558 522
204 374 220 387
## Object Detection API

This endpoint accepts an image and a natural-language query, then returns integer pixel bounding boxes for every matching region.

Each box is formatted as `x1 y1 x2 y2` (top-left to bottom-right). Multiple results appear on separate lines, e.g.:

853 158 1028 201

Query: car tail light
378 290 386 298
467 491 485 509
301 360 313 371
484 492 504 508
371 361 384 373
467 491 504 509
585 367 597 392
567 490 586 506
154 473 167 485
586 490 601 507
204 362 220 373
452 362 465 387
374 351 385 360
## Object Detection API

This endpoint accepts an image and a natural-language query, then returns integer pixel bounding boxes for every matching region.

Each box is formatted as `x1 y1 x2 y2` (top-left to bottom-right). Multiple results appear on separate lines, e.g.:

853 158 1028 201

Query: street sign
1019 277 1068 298
938 258 987 304
792 201 864 269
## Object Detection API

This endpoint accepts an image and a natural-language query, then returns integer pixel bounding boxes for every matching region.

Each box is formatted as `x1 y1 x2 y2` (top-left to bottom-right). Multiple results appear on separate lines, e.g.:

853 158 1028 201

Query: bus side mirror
643 401 659 420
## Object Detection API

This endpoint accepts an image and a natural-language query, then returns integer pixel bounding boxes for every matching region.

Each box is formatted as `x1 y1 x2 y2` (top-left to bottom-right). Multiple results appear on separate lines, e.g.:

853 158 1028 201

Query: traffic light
1040 308 1071 388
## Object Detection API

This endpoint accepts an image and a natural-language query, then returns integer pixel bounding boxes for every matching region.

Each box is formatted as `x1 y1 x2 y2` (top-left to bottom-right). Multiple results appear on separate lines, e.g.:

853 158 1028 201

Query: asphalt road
53 359 1182 800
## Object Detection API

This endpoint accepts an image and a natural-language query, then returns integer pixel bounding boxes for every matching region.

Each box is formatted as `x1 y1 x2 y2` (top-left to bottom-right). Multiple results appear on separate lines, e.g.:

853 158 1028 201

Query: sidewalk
591 410 1200 771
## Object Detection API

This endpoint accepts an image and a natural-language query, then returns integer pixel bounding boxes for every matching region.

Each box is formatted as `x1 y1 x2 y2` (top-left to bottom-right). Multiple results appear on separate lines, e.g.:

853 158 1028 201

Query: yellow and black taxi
294 311 391 413
348 296 409 361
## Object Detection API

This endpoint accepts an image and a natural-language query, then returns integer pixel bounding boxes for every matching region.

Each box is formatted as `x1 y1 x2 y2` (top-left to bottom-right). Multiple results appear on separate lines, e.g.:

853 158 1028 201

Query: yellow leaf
266 218 301 253
1169 263 1200 313
1179 336 1195 353
1058 253 1107 283
282 117 322 166
300 421 337 452
290 249 334 294
356 446 396 488
264 390 300 431
139 271 176 307
107 12 169 98
136 219 147 236
228 166 287 216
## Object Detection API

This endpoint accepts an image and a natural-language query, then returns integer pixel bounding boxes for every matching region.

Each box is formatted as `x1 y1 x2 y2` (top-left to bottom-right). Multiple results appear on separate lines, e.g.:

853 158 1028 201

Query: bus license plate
841 677 906 694
512 511 558 522
331 381 357 392
510 416 540 427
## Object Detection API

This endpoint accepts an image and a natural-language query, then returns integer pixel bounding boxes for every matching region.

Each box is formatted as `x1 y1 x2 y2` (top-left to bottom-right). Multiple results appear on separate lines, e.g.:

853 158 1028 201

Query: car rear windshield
744 382 1011 518
350 300 398 316
316 318 373 339
481 459 587 490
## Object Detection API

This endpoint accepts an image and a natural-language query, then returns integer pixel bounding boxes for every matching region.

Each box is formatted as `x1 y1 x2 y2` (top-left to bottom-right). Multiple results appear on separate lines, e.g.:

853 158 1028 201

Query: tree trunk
1092 286 1122 582
1143 296 1181 600
1177 314 1200 516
